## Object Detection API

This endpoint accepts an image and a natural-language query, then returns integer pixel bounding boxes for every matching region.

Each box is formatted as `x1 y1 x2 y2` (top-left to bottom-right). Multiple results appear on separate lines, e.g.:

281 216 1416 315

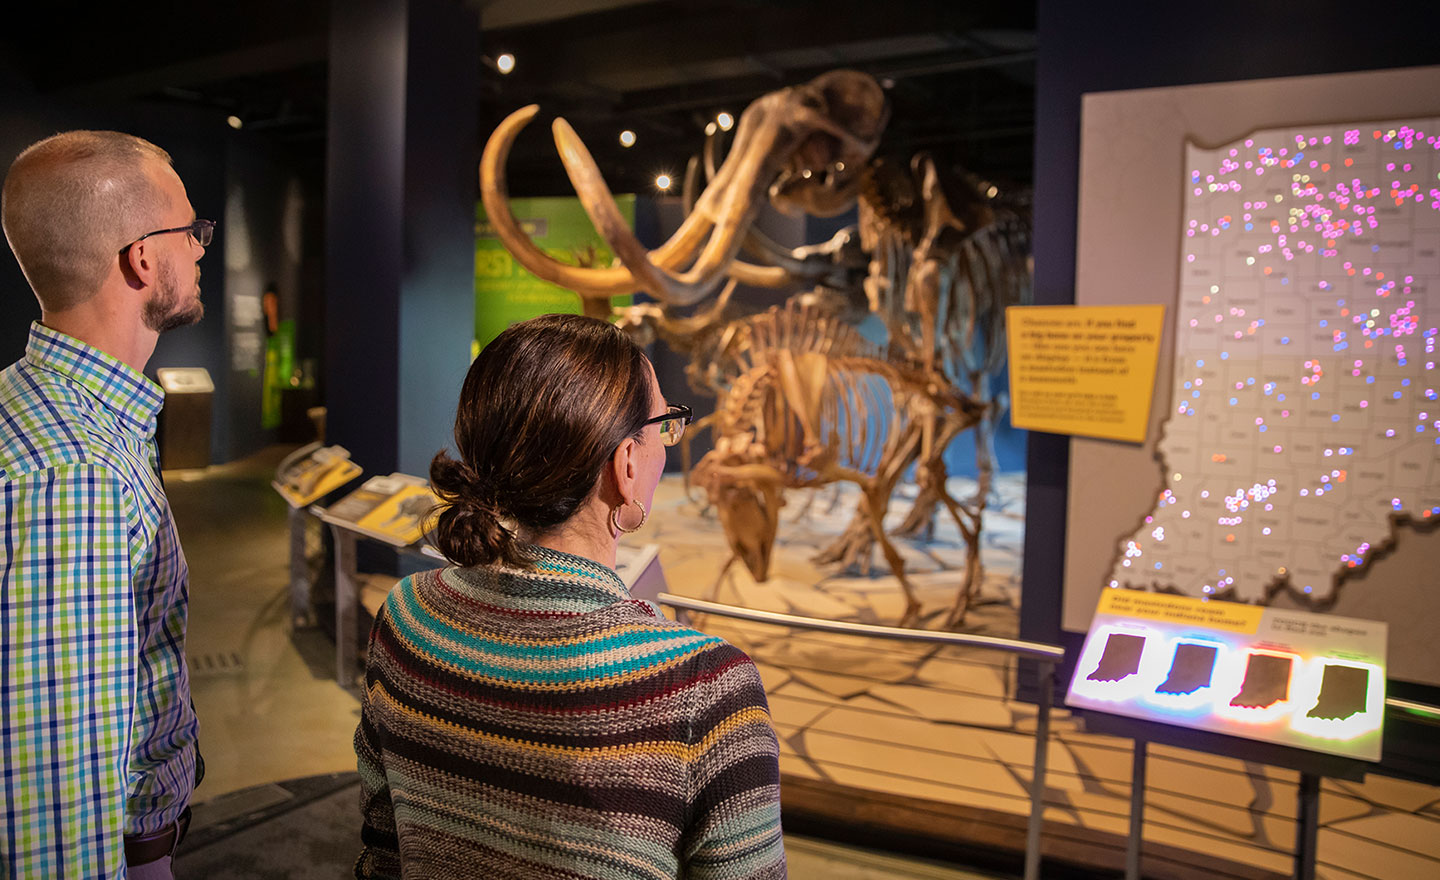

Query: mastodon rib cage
718 355 913 486
714 299 886 386
940 208 1033 381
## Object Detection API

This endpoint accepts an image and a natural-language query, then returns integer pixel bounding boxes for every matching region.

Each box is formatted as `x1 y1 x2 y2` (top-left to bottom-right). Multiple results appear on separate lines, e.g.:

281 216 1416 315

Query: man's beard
143 260 204 334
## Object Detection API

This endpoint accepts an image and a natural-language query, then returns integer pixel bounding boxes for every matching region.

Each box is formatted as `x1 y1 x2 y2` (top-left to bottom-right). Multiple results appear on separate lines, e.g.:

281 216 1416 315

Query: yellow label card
1006 304 1165 443
1098 588 1263 634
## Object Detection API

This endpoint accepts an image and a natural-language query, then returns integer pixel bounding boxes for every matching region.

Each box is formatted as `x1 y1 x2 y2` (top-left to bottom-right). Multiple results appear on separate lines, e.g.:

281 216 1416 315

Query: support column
325 0 478 477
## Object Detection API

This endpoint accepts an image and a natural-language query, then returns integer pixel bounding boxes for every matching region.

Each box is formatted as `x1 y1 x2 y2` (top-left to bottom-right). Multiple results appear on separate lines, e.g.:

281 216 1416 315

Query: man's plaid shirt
0 323 198 878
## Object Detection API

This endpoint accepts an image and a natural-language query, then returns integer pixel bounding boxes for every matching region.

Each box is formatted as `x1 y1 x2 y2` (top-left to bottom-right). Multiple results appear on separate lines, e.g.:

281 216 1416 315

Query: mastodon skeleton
692 300 985 628
479 69 1030 628
629 147 1032 617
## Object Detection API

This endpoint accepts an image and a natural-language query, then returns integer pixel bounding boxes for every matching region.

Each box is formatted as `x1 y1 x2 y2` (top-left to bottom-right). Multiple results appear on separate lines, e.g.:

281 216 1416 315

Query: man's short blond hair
2 131 174 312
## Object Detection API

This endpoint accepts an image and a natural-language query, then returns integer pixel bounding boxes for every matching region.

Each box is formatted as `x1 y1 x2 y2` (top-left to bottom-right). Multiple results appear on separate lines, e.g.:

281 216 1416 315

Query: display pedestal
1080 709 1368 880
288 505 314 628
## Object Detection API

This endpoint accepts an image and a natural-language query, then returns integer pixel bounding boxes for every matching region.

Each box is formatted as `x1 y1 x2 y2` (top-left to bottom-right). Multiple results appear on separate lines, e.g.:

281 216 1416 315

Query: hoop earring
610 498 648 534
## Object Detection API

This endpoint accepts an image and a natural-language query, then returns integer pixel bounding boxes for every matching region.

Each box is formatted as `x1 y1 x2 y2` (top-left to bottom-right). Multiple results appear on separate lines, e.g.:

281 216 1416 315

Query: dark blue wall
220 135 321 460
0 55 321 466
0 60 227 461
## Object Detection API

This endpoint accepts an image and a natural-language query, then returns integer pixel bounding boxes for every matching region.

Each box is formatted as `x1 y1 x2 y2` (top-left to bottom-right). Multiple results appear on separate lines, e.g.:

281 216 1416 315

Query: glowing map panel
1108 120 1440 603
1066 588 1386 761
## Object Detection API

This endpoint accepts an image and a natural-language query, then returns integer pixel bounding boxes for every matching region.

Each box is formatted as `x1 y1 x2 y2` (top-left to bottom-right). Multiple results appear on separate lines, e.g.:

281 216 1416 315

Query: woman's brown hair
429 313 654 567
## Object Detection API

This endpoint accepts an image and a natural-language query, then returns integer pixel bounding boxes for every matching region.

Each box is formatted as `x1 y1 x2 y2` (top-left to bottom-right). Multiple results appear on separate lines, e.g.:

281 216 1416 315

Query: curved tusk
703 126 722 182
682 154 703 217
537 124 714 276
684 156 791 288
480 105 638 297
728 260 793 288
554 118 755 305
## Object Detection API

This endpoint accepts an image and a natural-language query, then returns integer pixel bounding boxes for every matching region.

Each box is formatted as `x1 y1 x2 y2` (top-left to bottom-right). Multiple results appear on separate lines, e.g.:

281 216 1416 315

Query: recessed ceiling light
655 173 673 191
496 53 516 74
619 130 636 148
716 112 734 131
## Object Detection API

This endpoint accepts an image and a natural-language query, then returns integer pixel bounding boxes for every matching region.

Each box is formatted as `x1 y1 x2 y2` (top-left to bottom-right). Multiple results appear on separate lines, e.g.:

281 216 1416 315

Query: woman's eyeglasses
638 404 693 447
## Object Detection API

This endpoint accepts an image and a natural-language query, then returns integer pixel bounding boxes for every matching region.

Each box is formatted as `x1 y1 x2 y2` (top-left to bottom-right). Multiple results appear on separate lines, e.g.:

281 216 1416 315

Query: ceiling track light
486 53 516 75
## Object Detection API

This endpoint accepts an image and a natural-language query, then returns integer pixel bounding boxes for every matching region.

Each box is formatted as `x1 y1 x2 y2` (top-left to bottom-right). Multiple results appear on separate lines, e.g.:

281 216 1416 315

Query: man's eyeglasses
119 219 216 254
638 404 693 447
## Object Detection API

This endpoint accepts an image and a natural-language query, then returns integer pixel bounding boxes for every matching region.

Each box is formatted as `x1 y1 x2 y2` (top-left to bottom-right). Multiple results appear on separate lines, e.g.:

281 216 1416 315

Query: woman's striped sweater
354 545 787 879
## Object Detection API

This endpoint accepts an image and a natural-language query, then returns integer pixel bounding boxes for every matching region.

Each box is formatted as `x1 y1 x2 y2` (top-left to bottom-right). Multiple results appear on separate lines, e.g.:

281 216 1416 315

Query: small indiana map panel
1110 120 1440 602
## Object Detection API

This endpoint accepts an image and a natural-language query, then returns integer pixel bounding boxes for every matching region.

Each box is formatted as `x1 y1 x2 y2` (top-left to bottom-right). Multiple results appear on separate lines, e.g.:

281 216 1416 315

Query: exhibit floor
170 446 1440 879
169 446 1003 879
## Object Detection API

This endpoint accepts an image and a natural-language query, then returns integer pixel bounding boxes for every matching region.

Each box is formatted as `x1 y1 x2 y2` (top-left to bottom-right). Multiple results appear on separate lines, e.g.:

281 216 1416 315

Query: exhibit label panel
474 195 635 352
1066 589 1387 761
1007 304 1165 442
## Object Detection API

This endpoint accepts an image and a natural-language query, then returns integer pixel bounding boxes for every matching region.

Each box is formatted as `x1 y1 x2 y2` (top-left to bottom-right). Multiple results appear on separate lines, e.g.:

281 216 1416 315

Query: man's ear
120 239 157 289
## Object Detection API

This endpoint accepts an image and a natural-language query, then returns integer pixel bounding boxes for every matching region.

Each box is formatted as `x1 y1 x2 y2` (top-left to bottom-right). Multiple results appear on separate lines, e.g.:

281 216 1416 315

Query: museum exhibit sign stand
156 368 214 470
287 504 315 627
1081 709 1369 880
1067 589 1394 880
655 592 1066 880
270 442 364 628
1085 699 1440 880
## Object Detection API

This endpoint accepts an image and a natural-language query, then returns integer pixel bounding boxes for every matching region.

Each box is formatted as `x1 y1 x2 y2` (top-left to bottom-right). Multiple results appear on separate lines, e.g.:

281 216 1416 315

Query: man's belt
124 806 192 866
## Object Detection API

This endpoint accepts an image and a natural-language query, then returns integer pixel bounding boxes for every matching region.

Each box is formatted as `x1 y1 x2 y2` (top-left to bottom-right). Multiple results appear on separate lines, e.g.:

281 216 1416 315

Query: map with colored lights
1107 119 1440 604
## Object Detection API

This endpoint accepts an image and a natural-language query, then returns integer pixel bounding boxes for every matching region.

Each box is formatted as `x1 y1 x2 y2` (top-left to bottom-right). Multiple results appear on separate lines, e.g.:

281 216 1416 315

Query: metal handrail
654 593 1066 661
654 592 1063 880
1386 696 1440 721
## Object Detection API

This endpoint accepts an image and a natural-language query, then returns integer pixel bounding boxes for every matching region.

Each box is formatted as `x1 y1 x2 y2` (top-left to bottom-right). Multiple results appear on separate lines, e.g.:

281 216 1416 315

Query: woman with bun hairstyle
354 313 786 880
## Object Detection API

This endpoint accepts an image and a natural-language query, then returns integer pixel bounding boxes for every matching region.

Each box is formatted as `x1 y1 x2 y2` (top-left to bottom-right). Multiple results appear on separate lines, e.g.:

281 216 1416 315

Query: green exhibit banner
262 319 295 430
474 195 636 354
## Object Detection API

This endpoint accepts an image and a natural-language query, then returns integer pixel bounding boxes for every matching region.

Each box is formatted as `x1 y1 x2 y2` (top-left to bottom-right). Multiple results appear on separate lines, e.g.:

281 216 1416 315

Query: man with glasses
0 131 212 879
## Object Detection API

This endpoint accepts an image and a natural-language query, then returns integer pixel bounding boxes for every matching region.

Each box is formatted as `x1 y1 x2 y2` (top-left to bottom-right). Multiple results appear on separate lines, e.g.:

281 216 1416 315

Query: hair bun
428 452 528 567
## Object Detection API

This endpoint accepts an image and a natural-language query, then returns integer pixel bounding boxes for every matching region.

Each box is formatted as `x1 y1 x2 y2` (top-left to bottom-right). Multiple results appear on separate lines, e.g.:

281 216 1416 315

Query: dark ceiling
5 0 1035 196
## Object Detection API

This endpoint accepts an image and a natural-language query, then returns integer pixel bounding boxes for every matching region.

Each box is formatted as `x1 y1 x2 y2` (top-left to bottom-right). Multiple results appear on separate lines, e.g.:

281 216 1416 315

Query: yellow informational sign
1005 304 1165 443
355 484 440 547
272 445 362 509
1098 588 1262 635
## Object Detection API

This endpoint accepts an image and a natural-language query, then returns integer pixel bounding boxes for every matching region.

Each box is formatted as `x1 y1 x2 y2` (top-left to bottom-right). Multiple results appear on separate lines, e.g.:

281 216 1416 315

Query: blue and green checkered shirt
0 322 198 878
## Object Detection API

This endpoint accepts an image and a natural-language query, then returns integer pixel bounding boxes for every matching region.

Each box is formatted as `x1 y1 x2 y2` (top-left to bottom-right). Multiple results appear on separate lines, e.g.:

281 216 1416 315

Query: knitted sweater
354 546 787 880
